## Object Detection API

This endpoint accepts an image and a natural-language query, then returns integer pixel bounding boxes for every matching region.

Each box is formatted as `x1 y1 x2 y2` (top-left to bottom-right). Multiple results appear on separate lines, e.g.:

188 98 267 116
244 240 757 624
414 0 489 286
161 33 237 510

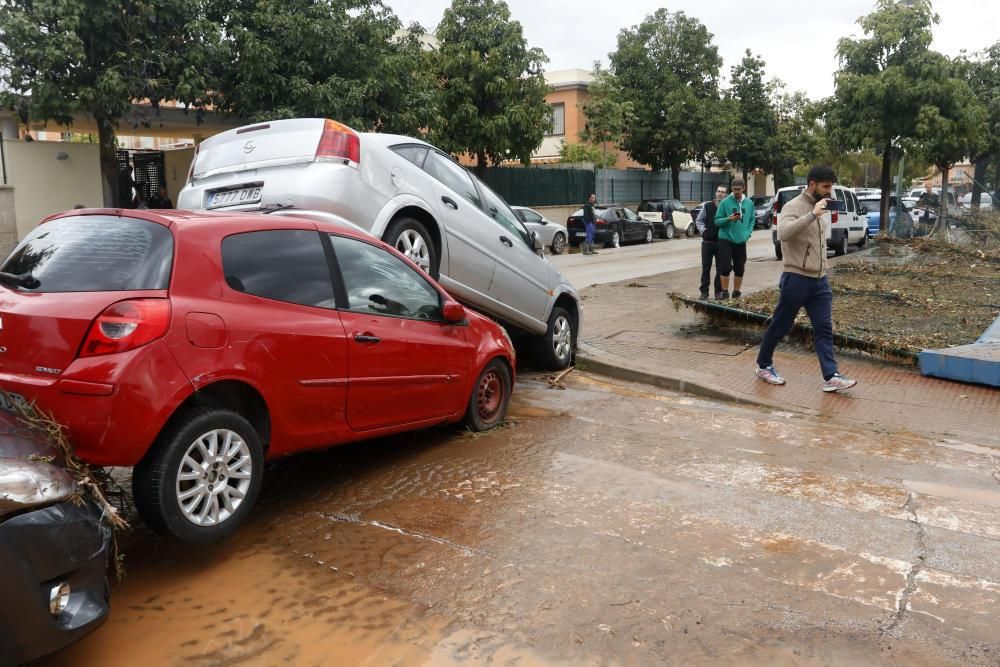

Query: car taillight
831 211 839 224
315 119 360 165
79 299 171 358
595 218 607 225
186 143 200 183
771 201 779 226
662 211 668 222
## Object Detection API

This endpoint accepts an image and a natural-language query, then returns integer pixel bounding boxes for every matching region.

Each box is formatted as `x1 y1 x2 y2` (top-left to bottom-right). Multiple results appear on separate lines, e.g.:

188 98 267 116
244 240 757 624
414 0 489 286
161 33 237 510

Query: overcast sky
387 0 999 100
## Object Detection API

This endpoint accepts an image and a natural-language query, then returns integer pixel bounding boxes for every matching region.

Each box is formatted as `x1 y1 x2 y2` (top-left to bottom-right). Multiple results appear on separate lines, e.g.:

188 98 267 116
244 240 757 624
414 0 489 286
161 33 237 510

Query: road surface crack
881 492 927 636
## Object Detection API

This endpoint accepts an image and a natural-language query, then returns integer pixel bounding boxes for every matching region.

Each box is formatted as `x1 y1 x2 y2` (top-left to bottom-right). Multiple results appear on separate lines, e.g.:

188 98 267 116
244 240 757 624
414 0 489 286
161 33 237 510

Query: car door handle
499 235 513 247
441 196 458 210
353 333 381 344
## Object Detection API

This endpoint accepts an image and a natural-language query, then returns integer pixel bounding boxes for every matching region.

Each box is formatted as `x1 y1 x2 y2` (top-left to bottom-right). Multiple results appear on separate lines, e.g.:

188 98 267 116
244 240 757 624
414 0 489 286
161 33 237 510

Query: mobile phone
825 199 846 212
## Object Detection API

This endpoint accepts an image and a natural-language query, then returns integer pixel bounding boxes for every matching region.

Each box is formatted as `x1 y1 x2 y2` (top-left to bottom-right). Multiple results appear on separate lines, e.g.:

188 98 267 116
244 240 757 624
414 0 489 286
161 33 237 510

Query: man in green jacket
713 177 755 299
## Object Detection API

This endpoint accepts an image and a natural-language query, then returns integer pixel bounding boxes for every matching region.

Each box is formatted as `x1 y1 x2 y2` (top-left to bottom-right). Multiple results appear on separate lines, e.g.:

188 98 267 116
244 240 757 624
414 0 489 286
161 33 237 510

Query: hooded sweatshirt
713 193 755 244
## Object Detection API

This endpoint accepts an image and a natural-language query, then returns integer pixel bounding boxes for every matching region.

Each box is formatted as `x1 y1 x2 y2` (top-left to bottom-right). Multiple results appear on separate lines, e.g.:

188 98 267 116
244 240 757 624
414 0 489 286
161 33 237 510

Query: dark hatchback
566 206 654 248
0 404 112 664
751 195 774 229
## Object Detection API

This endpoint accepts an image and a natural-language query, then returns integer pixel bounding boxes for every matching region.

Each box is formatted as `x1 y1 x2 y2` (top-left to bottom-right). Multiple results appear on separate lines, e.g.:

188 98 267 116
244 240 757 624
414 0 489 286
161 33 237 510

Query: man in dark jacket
696 186 726 299
582 193 599 255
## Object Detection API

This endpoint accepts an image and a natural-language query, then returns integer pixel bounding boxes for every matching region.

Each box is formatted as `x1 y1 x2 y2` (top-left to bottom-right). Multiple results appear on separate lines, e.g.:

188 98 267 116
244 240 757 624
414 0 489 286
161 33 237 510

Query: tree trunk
474 149 487 180
971 157 988 212
670 160 681 202
97 116 120 207
934 166 950 241
879 144 892 233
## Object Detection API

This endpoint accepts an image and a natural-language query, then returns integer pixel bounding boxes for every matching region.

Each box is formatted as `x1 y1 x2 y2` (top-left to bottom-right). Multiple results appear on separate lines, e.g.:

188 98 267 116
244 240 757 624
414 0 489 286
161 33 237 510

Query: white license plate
574 231 586 237
207 186 262 209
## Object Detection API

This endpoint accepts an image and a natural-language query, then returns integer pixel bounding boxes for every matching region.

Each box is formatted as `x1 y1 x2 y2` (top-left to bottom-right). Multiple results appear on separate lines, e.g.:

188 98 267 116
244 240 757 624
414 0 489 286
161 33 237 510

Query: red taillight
771 201 779 226
831 211 839 224
186 143 200 183
315 119 360 165
79 299 171 358
595 218 607 226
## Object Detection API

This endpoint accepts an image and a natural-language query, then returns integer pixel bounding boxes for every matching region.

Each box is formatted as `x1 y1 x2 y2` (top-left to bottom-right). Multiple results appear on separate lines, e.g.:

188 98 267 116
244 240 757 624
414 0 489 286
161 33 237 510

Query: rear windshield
1 216 173 293
751 196 772 208
637 201 664 212
775 189 803 213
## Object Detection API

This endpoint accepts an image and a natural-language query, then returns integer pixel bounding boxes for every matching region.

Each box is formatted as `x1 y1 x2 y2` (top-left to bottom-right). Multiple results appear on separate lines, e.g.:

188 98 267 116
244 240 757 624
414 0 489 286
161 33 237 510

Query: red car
0 209 515 543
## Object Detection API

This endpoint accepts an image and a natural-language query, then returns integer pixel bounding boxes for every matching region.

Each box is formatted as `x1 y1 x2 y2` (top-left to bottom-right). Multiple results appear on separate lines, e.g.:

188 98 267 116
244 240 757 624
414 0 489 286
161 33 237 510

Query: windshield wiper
0 272 40 289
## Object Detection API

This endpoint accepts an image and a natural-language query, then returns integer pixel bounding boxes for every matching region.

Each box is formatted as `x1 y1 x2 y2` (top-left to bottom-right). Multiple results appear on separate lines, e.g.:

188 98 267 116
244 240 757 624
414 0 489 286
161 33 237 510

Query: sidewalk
576 254 1000 448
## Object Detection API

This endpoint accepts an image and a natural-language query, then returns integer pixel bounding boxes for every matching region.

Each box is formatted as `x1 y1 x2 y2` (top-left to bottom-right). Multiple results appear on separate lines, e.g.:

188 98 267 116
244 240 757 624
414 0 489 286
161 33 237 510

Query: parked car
178 118 581 370
511 206 568 255
851 187 881 199
857 195 914 237
770 184 868 259
0 407 112 663
751 195 774 230
566 206 654 248
961 192 994 211
636 199 696 239
906 188 962 221
0 208 518 543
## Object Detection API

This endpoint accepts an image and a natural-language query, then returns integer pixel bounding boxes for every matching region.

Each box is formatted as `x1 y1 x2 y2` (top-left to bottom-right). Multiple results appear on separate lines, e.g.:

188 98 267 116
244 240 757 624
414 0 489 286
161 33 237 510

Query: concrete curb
576 342 802 413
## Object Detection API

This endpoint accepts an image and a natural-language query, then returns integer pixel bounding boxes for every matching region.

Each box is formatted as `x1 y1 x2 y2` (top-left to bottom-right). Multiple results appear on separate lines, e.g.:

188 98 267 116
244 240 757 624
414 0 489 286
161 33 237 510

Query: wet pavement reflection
43 372 1000 666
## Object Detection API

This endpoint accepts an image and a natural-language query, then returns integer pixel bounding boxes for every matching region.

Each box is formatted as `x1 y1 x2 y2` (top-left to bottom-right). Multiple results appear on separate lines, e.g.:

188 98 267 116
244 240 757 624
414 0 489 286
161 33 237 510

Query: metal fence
0 133 7 185
596 169 729 205
482 167 595 207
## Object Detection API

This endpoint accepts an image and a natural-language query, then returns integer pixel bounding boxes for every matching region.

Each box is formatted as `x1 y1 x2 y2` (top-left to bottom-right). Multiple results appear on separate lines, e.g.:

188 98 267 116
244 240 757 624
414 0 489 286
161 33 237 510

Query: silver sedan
512 206 568 255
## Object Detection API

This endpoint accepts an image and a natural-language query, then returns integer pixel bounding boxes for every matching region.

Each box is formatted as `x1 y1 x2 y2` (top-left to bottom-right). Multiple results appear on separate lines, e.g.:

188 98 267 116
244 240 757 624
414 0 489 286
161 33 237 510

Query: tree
828 0 939 232
558 142 617 168
429 0 550 177
726 52 782 180
610 9 723 197
966 41 1000 210
772 88 825 187
205 0 434 136
578 65 633 170
0 0 214 206
913 54 988 237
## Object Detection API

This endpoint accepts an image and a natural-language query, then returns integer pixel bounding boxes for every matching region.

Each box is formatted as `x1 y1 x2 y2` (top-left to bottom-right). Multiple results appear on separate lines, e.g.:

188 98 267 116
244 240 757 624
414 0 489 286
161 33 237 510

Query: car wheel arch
385 206 442 262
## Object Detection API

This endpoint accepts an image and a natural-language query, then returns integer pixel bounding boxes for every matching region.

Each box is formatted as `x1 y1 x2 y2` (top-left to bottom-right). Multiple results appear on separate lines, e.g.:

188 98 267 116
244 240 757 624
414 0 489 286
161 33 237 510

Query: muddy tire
550 232 566 255
834 232 848 257
133 407 264 545
534 305 575 370
384 217 439 279
461 359 512 432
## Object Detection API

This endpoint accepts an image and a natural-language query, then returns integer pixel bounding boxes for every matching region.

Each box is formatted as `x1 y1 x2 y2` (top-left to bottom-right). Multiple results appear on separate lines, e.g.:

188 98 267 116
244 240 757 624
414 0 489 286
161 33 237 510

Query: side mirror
860 207 868 215
539 219 548 225
443 302 466 324
531 230 543 251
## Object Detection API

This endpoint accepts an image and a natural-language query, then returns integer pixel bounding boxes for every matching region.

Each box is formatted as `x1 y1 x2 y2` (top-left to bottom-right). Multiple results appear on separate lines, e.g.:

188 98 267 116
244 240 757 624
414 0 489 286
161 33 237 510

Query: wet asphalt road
45 372 1000 666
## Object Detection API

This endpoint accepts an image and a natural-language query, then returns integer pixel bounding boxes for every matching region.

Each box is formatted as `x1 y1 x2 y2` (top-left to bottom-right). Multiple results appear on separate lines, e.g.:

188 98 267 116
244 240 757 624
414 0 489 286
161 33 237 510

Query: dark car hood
0 409 75 518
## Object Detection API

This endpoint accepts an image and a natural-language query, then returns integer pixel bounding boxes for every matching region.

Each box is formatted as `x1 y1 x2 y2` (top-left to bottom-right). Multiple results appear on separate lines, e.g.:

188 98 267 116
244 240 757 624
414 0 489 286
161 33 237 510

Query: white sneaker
822 373 857 393
755 366 786 385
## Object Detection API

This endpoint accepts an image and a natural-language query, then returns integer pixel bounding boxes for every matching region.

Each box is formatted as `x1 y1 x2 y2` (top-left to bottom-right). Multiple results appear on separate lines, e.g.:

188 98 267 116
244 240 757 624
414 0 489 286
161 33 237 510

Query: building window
547 103 565 137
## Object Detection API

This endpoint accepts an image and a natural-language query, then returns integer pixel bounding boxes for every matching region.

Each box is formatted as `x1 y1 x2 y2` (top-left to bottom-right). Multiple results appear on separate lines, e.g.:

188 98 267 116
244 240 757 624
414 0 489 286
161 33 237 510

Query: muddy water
43 373 1000 666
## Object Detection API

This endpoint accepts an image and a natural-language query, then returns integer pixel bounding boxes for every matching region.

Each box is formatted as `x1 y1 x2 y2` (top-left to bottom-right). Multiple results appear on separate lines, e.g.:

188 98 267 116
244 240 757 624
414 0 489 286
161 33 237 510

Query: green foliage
726 51 783 177
205 0 434 135
428 0 550 174
610 9 723 193
966 41 1000 161
579 65 633 152
557 141 616 168
913 54 987 172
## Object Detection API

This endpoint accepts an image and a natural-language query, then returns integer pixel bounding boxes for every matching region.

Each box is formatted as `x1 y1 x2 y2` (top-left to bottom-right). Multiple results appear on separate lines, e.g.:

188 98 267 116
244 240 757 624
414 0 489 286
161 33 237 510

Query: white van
770 185 869 259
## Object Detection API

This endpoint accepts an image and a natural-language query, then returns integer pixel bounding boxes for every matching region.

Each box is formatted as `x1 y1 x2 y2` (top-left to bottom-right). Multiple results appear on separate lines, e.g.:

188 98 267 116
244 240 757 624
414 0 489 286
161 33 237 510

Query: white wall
4 140 103 239
163 147 194 206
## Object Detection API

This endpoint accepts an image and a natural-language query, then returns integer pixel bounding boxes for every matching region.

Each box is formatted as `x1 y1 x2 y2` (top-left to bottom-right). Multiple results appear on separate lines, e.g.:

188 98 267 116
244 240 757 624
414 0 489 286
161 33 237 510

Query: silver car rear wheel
551 232 566 255
384 217 439 278
396 229 431 272
176 429 253 527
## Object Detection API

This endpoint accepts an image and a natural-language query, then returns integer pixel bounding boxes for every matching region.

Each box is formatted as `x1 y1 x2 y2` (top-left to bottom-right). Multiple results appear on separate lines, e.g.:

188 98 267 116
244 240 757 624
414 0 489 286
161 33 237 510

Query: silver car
178 118 581 369
512 206 568 255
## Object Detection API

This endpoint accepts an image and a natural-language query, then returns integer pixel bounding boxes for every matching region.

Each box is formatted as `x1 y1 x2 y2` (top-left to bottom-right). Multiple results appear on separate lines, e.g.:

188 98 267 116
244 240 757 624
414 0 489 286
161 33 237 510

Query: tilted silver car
511 206 568 255
178 118 581 369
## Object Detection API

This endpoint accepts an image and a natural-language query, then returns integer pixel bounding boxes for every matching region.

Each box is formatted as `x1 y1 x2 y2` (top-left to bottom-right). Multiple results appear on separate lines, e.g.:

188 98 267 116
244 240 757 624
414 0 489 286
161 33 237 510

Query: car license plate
207 186 262 209
0 391 28 414
574 231 586 237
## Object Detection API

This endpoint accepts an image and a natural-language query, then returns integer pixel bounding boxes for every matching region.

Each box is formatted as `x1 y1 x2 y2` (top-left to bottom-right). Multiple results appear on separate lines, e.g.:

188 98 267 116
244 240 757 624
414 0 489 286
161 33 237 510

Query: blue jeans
585 222 595 244
756 272 838 380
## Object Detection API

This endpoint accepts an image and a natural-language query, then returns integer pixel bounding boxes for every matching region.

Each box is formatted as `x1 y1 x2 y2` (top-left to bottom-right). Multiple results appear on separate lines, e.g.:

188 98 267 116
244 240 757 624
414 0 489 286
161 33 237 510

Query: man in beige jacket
754 165 857 393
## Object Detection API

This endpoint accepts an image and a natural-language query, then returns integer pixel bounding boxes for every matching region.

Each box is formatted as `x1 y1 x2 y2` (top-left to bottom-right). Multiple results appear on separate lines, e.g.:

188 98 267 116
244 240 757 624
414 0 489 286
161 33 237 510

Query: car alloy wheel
609 229 621 248
176 428 253 527
551 232 566 255
685 222 697 237
551 312 573 364
645 228 653 243
533 305 575 370
665 223 675 240
396 229 431 272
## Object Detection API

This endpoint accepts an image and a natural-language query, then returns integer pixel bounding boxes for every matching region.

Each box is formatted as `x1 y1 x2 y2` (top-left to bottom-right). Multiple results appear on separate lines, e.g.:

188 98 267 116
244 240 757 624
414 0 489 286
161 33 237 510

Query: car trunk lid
191 118 326 179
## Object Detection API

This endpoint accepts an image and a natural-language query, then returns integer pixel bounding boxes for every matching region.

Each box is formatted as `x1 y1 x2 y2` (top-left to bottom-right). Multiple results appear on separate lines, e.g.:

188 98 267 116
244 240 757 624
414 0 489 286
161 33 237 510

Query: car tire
461 358 513 432
133 407 264 544
834 232 848 256
685 222 697 238
551 232 566 255
774 243 783 261
384 217 439 279
644 227 653 244
665 223 675 240
606 227 622 248
857 230 868 248
534 305 575 370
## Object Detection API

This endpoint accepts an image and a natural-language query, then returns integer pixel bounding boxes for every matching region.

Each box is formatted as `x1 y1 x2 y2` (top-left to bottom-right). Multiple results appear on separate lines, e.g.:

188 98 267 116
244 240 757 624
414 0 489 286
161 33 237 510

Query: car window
637 201 662 212
329 235 442 321
477 182 533 248
1 216 173 293
391 145 429 169
222 230 337 309
846 191 856 213
425 152 481 208
520 209 543 223
670 200 685 211
623 207 640 221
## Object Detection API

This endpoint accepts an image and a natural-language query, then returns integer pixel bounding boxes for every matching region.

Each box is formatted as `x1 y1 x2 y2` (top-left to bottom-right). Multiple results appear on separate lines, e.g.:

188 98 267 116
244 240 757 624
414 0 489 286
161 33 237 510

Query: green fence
482 167 595 207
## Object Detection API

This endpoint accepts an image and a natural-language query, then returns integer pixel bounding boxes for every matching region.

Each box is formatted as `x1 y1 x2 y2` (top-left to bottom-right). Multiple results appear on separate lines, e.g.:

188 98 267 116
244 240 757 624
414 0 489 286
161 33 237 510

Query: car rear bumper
0 498 111 664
